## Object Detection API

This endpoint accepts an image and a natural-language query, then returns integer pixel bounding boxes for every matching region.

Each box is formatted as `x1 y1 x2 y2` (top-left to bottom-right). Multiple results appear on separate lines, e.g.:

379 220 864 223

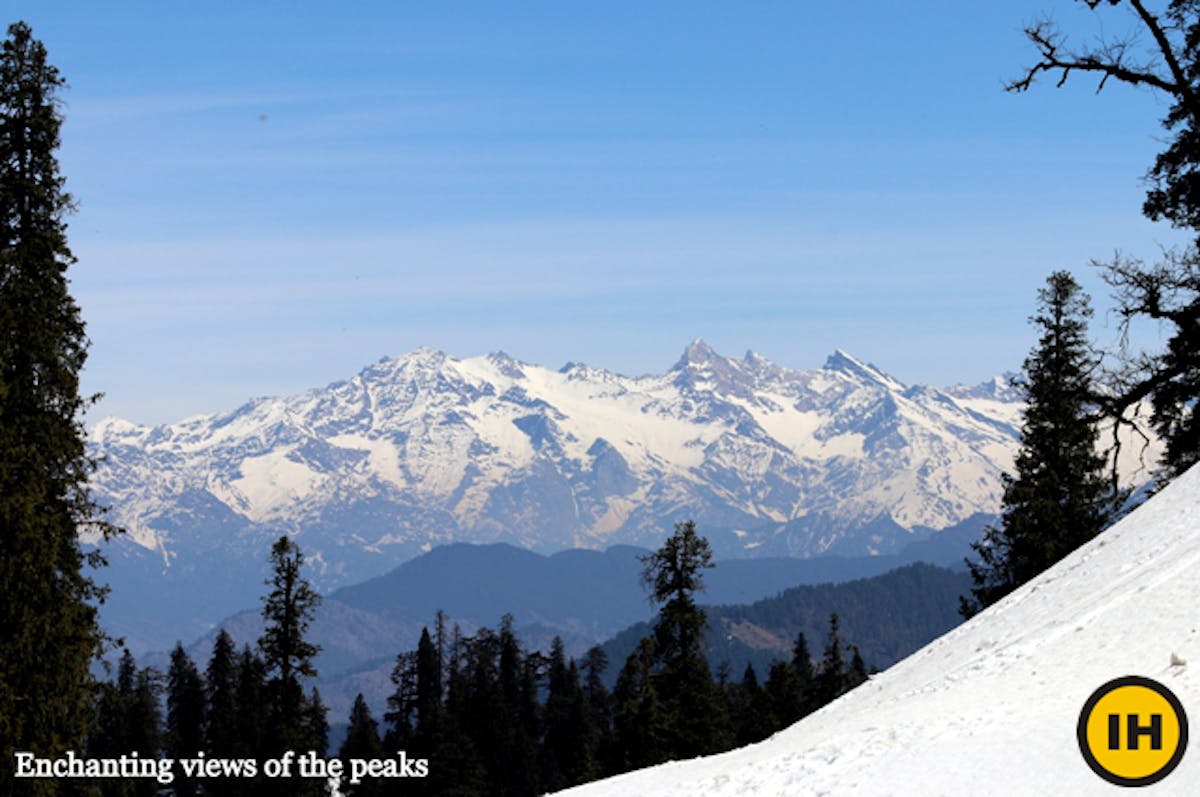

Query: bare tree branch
1006 4 1183 96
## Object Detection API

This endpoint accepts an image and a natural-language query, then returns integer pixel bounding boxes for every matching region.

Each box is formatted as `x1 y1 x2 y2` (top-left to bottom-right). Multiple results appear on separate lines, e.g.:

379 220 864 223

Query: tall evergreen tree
815 612 847 705
305 687 329 754
166 644 207 796
612 638 666 771
962 271 1112 616
764 660 805 730
205 629 239 759
791 630 816 713
385 650 418 750
580 646 614 775
497 615 538 797
127 667 164 797
258 534 322 754
340 694 383 797
415 626 442 741
847 645 869 690
541 639 595 791
231 645 268 796
730 664 774 744
639 520 728 759
0 22 118 793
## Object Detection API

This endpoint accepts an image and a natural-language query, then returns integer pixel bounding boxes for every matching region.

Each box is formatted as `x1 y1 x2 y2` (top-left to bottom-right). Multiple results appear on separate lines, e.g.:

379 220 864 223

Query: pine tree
791 631 816 714
731 664 774 744
962 271 1112 616
339 694 383 797
612 638 666 771
127 667 164 797
497 616 538 797
541 639 595 791
258 535 322 755
205 629 239 759
432 624 486 797
847 645 869 690
415 626 442 741
580 646 614 775
166 644 207 796
0 22 119 793
87 650 138 796
232 645 268 796
305 687 329 754
639 520 728 759
385 650 418 750
815 613 847 706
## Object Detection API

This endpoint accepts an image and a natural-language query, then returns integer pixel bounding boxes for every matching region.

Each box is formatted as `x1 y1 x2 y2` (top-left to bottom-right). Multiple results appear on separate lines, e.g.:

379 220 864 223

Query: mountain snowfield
91 341 1026 576
556 464 1200 796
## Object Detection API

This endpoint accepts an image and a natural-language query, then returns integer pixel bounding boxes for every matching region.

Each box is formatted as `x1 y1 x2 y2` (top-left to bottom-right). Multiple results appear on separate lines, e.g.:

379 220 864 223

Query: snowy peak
671 337 724 369
823 348 906 390
947 372 1023 403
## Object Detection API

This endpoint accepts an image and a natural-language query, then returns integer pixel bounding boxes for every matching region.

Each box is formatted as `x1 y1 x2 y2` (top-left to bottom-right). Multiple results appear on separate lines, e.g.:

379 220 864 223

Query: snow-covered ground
557 465 1200 795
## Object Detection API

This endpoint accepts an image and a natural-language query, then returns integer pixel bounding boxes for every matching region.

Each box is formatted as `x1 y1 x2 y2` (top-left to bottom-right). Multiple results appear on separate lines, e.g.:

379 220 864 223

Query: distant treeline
86 524 876 796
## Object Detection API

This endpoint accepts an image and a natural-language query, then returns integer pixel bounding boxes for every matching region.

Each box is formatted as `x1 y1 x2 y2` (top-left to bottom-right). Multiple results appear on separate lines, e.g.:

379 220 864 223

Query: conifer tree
166 644 207 796
962 271 1111 616
498 616 538 797
639 520 728 759
0 22 118 793
340 694 383 797
613 637 666 771
258 534 322 754
205 629 239 759
127 667 164 797
305 687 329 754
541 639 595 791
791 631 815 686
580 646 614 774
415 626 442 741
731 664 774 744
385 650 418 750
764 660 805 730
232 645 268 795
517 652 544 787
431 624 486 797
848 645 869 690
815 613 847 705
87 649 138 792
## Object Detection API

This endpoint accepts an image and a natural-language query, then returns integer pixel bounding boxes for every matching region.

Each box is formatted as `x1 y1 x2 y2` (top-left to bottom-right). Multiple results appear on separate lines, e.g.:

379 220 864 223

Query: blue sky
9 2 1190 424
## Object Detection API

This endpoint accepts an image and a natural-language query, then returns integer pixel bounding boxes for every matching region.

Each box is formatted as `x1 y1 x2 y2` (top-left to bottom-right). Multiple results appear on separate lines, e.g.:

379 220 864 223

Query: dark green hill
602 562 970 684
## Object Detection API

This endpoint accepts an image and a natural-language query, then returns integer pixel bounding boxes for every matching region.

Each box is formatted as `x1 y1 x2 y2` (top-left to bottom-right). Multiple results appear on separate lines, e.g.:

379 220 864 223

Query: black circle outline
1077 675 1189 787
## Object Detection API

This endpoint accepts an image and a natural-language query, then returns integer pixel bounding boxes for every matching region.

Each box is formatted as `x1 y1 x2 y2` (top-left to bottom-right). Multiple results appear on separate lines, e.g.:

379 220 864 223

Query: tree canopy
0 21 117 794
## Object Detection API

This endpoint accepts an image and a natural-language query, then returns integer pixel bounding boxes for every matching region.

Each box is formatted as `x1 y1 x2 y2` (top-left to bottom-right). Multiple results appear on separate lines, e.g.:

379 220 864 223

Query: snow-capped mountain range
91 340 1023 574
87 341 1048 649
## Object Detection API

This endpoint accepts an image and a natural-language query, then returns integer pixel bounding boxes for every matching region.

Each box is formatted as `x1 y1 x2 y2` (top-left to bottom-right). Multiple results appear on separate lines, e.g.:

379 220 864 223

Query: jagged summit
823 348 905 388
671 337 723 371
486 350 526 379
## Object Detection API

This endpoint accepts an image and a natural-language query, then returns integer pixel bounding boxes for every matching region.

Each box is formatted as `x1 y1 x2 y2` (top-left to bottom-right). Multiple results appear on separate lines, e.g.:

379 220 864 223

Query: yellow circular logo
1078 676 1188 786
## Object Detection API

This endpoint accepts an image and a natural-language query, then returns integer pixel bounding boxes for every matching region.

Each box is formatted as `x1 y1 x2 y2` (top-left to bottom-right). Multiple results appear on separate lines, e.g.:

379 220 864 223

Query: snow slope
557 464 1200 795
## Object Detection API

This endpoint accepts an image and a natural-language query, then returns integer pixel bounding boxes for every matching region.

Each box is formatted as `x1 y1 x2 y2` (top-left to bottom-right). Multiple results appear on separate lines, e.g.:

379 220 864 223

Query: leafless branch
1007 5 1181 98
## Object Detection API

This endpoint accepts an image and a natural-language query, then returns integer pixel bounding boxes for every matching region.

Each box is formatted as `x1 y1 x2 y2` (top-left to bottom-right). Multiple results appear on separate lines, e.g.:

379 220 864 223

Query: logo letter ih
1081 676 1187 786
1108 713 1163 750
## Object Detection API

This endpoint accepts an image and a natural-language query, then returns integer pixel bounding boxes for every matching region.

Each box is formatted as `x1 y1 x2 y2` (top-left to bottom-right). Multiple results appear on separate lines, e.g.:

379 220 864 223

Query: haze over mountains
87 342 1028 649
